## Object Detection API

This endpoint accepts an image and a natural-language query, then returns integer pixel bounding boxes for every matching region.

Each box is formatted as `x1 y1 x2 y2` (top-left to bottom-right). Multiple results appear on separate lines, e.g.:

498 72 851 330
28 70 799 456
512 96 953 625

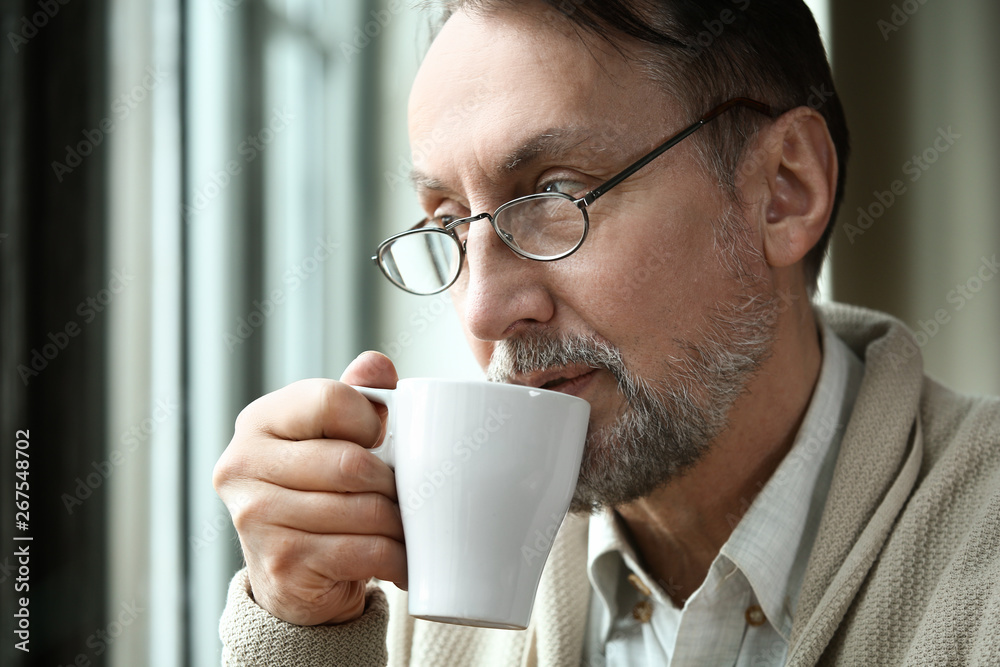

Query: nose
454 214 555 342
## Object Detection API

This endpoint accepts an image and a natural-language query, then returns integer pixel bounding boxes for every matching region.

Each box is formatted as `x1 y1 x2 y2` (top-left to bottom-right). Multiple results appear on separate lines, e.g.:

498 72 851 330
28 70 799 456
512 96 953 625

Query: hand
213 352 407 626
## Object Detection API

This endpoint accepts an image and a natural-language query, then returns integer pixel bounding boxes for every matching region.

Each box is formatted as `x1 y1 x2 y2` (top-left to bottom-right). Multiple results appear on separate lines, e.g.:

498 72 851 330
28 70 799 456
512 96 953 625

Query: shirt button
632 600 653 623
745 604 766 627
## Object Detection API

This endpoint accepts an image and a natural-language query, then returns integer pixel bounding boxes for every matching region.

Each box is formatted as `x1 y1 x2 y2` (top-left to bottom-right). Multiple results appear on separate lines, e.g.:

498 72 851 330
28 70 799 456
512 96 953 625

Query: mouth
511 365 598 396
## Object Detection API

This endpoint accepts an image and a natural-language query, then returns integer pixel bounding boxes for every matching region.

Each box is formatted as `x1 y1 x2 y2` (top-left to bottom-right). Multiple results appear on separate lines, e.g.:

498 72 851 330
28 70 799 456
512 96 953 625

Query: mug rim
395 377 591 406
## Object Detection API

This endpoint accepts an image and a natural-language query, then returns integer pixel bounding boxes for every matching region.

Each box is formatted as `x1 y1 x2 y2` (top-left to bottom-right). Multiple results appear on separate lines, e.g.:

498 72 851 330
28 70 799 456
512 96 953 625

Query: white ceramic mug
353 378 590 630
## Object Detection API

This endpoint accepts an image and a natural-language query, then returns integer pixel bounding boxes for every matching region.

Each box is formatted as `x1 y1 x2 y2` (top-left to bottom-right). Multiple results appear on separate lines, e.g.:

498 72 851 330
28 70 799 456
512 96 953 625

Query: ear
743 107 837 269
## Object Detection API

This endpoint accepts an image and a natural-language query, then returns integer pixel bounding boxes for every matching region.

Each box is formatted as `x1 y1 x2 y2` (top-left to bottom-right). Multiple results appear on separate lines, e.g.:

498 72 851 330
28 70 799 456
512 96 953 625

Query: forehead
407 6 678 188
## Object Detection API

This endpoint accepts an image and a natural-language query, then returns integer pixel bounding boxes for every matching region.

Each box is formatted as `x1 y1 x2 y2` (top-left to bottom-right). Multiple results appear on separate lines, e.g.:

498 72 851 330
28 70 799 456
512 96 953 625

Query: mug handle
351 385 396 468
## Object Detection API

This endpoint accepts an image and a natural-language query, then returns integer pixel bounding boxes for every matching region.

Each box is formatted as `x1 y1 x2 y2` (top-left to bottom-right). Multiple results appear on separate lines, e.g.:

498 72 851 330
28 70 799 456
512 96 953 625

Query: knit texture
789 303 1000 666
220 302 1000 666
221 569 389 666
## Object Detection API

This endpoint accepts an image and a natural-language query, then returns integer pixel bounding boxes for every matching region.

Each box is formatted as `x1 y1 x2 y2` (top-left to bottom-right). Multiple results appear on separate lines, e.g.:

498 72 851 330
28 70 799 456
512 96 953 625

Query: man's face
408 4 777 511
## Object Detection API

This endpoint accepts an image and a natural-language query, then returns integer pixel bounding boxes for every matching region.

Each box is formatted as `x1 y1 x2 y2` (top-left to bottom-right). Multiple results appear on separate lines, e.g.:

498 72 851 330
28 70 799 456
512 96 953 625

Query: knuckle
317 379 345 433
337 444 372 485
211 455 230 492
263 532 303 577
357 493 389 529
213 443 246 491
246 531 337 623
368 536 389 568
234 397 265 434
229 493 270 534
367 494 384 528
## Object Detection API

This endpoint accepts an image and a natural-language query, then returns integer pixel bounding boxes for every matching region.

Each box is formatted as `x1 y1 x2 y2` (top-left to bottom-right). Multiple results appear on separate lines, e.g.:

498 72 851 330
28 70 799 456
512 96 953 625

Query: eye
541 179 587 197
424 215 453 229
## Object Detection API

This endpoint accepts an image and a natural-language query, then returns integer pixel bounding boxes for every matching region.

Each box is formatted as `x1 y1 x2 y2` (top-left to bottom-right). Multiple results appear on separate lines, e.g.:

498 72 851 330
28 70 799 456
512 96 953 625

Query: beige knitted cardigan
220 303 1000 665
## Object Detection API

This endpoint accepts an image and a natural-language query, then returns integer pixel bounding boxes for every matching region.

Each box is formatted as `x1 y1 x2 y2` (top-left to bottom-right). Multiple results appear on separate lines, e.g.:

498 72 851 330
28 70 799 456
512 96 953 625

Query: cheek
561 198 728 349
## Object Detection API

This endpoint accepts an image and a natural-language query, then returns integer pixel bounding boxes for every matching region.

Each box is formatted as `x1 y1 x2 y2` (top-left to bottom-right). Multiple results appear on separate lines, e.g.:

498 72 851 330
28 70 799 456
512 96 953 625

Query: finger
239 487 405 542
340 352 399 426
228 438 397 499
247 528 408 589
308 533 409 588
239 378 384 446
340 351 398 389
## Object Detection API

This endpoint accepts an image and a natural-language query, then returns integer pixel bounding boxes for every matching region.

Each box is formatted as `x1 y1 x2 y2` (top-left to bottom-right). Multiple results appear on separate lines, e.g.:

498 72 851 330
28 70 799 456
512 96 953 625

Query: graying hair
424 0 849 294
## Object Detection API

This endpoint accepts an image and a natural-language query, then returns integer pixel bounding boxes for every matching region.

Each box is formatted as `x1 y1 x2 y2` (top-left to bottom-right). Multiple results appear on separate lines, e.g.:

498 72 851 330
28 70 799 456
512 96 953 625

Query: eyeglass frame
373 97 776 295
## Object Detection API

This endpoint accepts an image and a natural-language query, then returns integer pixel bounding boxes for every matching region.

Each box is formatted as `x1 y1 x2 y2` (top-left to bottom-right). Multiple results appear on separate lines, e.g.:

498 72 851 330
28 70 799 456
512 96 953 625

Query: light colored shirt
583 322 865 667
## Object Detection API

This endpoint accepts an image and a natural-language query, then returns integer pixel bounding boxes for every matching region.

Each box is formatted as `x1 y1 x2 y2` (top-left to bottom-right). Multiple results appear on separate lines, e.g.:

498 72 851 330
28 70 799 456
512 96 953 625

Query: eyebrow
408 126 628 196
501 128 593 172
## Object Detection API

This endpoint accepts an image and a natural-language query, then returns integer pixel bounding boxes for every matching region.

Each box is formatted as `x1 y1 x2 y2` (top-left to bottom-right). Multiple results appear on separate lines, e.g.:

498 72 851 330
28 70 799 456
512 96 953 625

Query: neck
616 290 822 606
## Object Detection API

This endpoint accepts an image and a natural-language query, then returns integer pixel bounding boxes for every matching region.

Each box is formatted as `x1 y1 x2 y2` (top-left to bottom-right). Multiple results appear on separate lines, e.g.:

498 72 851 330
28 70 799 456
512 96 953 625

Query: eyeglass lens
379 230 461 294
494 194 585 258
380 194 587 294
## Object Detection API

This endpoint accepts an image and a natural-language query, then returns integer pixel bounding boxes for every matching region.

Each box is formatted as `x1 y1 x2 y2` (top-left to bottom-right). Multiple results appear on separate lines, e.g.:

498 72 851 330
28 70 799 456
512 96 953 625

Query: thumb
341 351 398 446
340 350 399 390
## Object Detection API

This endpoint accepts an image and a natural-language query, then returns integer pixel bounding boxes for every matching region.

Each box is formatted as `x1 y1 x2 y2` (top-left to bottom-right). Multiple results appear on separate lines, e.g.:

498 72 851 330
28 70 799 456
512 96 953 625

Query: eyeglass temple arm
581 97 775 207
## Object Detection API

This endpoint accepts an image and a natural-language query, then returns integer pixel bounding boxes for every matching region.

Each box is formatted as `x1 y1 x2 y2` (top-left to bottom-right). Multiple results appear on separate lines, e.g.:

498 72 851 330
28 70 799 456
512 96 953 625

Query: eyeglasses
373 97 775 295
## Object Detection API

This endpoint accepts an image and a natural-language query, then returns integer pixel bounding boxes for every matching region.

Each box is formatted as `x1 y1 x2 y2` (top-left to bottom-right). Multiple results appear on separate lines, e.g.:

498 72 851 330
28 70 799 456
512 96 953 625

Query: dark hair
433 0 849 293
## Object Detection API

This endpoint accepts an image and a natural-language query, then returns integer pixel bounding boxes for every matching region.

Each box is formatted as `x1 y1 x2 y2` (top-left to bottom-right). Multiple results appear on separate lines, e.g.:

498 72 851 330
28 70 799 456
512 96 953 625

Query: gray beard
485 224 778 513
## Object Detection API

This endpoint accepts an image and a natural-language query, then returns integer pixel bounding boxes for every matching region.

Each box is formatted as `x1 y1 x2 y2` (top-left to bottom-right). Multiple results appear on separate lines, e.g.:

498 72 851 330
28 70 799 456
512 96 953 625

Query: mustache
486 330 617 380
485 330 650 405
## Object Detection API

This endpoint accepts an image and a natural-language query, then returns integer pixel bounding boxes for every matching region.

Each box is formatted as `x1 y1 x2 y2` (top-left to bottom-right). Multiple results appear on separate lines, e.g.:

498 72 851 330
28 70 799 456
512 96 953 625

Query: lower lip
543 370 597 398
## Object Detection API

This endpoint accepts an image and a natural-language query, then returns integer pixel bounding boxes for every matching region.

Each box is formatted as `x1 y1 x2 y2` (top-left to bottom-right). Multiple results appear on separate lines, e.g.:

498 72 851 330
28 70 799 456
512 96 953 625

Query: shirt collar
719 321 863 638
586 319 864 642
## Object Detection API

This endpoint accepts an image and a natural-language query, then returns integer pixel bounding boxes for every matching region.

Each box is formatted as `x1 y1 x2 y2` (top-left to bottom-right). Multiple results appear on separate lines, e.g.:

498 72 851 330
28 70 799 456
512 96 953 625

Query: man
214 1 1000 664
